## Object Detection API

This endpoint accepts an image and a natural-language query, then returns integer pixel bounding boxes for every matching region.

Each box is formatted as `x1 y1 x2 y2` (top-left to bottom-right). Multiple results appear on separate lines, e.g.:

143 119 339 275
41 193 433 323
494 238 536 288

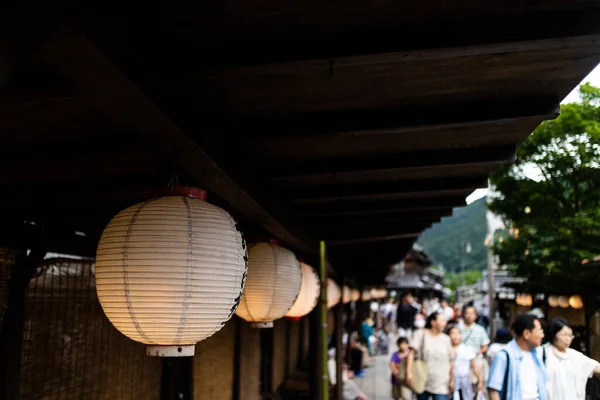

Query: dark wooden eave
1 1 599 283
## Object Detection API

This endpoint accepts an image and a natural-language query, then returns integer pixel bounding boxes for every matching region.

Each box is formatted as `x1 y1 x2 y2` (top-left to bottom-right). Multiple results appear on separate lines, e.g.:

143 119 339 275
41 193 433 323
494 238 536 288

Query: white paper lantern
342 285 352 304
286 262 320 318
548 295 559 308
569 295 584 309
95 188 247 357
236 241 301 328
327 279 342 309
361 290 371 301
351 289 360 302
558 296 570 308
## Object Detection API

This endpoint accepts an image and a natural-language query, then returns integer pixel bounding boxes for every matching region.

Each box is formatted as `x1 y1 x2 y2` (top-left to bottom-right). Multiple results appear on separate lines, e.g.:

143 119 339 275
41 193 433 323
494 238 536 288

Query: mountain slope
417 197 487 273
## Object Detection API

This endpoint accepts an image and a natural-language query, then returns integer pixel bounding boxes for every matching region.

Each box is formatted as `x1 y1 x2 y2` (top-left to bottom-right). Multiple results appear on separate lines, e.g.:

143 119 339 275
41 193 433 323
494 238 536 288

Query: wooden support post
309 306 323 400
260 327 274 397
233 317 242 400
160 357 194 400
0 248 45 400
334 303 344 400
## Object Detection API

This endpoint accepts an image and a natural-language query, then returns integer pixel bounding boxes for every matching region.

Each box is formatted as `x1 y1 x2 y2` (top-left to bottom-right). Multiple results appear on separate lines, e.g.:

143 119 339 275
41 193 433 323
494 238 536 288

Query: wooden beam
0 3 62 88
239 97 559 141
301 208 453 219
267 146 516 179
200 10 600 67
288 176 487 201
296 196 466 215
40 27 317 253
303 211 450 226
328 233 420 247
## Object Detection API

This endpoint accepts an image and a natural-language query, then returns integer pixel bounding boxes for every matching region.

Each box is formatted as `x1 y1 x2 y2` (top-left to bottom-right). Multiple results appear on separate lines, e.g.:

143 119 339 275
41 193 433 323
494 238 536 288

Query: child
448 326 483 400
390 337 411 400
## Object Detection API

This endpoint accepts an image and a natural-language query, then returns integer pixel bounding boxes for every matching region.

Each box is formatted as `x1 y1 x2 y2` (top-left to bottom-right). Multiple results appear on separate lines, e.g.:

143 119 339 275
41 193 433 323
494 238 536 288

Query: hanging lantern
342 285 352 304
569 295 584 310
361 290 371 301
286 262 320 319
327 279 342 309
515 294 523 306
351 289 360 302
370 288 378 299
523 294 533 307
558 296 570 308
95 187 247 357
236 241 301 328
548 295 559 308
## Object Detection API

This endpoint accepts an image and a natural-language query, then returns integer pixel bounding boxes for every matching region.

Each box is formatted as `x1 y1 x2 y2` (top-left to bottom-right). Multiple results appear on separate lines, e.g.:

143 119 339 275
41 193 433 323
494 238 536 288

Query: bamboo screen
20 258 161 400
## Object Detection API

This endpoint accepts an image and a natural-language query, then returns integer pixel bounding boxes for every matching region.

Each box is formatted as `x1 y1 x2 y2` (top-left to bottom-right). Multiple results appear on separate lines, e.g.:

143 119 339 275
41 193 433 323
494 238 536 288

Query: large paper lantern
351 289 360 302
236 241 301 328
569 295 583 309
95 187 247 357
548 295 559 308
286 262 320 318
342 285 352 304
327 279 342 309
558 296 570 308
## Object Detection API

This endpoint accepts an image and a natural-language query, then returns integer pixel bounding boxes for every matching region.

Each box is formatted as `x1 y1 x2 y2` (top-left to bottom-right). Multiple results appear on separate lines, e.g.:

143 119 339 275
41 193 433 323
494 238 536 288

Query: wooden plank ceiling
1 0 600 284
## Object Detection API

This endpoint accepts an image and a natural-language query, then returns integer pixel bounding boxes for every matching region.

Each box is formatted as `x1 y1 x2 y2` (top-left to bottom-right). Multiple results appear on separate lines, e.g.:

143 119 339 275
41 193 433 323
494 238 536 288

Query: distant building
385 245 450 298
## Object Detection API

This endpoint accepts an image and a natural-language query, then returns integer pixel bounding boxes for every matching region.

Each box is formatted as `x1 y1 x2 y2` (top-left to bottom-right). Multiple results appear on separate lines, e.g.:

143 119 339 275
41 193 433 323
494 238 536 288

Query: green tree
489 83 600 303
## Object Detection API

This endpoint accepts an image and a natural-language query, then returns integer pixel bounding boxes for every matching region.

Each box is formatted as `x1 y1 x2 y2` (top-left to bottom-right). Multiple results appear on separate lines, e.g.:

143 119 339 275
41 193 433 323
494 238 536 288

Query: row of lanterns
548 295 583 310
514 293 584 310
95 187 384 357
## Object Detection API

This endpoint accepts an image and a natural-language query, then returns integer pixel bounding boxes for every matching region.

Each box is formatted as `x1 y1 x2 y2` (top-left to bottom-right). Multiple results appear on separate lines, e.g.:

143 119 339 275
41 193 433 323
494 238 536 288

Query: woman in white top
545 318 600 400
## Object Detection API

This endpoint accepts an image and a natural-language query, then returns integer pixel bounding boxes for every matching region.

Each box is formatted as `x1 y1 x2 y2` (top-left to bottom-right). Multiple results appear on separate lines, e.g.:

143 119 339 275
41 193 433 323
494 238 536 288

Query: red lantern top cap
147 186 207 201
268 238 280 246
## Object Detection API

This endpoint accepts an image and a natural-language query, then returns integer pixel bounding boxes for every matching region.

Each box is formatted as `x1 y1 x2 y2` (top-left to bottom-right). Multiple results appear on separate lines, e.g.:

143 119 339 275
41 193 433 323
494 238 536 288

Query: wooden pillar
0 248 45 400
232 317 242 400
260 327 274 397
334 303 344 400
308 307 323 400
160 357 194 400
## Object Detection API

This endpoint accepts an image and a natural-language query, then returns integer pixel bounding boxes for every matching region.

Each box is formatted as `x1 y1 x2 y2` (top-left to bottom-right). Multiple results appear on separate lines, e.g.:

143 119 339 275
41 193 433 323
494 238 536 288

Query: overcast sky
465 62 600 204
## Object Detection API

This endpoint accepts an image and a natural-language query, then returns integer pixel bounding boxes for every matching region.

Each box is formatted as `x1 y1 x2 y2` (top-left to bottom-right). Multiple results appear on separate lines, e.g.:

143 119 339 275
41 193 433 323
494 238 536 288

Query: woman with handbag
406 312 454 400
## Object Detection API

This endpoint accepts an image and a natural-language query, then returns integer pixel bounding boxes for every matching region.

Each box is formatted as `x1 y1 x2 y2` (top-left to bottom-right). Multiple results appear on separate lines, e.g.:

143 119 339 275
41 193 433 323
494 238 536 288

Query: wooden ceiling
1 1 599 284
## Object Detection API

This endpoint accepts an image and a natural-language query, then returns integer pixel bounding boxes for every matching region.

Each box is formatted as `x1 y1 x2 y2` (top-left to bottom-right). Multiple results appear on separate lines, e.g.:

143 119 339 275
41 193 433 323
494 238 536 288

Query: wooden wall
239 320 261 400
194 322 236 400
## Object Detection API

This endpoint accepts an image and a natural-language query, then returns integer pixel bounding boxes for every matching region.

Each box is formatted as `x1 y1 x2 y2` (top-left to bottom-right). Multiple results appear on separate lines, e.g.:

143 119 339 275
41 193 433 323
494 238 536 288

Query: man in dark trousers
396 292 418 339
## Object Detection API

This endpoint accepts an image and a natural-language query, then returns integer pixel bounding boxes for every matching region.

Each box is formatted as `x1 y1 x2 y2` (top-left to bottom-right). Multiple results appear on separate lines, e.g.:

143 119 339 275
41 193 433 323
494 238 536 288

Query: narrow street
360 353 393 399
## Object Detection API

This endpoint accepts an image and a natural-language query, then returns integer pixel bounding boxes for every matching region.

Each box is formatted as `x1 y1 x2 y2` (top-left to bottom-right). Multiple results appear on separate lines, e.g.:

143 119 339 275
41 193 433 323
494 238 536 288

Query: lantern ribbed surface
351 289 360 302
342 286 352 304
95 195 247 351
286 262 320 318
236 242 301 326
327 279 341 309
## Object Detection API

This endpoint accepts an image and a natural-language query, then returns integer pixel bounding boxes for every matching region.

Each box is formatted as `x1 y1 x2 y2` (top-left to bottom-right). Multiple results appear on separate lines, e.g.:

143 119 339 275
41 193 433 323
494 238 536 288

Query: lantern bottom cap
250 321 274 329
146 344 195 357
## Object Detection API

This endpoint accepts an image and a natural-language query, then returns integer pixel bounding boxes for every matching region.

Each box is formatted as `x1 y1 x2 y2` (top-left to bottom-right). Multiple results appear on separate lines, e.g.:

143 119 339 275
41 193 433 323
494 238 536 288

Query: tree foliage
489 83 600 299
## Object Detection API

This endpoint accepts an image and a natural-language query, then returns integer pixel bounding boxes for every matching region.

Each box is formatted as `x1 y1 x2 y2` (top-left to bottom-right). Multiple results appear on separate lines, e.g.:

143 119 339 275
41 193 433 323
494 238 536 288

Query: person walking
460 305 490 354
390 337 412 400
448 326 484 400
406 312 454 400
460 305 490 395
487 314 548 400
398 293 418 339
487 328 513 363
544 317 600 400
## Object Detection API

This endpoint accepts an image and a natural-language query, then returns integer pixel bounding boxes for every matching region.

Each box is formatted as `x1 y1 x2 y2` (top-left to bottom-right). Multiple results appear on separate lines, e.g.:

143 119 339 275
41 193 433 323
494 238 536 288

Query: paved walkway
358 353 393 399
